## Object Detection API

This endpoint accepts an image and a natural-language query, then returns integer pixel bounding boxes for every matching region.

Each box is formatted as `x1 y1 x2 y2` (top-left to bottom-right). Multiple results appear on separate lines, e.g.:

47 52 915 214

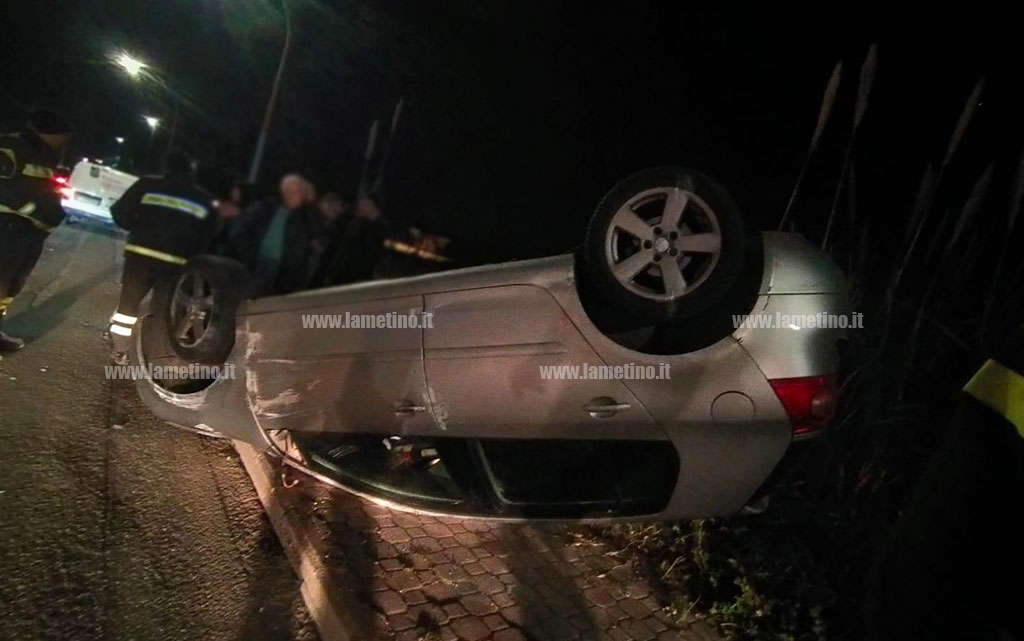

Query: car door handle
582 398 632 418
393 402 428 418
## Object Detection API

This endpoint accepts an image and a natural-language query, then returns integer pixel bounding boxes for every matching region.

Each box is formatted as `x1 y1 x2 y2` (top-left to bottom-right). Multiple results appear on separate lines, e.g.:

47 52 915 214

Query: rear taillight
769 374 838 436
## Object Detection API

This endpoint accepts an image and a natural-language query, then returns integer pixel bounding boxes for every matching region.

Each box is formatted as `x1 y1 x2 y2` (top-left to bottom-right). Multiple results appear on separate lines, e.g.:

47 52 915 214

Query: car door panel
423 284 663 440
244 295 435 434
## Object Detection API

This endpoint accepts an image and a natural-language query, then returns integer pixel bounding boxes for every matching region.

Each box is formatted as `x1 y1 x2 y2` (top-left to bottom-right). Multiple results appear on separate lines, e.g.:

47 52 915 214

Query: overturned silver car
132 167 850 521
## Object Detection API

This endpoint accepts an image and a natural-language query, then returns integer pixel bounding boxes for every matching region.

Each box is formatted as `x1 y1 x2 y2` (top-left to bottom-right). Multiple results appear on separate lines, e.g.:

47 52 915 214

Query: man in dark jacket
0 109 72 357
108 149 216 361
227 173 316 297
866 325 1024 640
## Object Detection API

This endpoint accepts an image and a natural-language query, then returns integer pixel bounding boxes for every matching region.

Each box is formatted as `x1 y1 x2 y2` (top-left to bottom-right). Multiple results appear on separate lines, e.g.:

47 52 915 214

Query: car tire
583 167 747 323
153 255 248 365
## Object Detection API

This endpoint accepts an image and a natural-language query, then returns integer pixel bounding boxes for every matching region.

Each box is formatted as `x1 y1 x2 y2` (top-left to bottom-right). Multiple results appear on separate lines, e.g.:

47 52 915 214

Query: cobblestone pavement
278 465 721 641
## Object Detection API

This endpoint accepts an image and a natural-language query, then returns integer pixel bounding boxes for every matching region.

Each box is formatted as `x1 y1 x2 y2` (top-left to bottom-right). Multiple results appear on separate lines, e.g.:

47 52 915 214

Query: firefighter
866 325 1024 640
107 149 216 363
0 109 73 358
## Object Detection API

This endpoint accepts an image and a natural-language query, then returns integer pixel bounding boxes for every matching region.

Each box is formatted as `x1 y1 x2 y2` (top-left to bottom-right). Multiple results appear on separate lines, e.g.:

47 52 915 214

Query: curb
234 442 368 641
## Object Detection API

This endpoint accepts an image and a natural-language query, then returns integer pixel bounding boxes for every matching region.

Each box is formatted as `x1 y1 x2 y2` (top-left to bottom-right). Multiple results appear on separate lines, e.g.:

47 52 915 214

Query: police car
59 160 138 225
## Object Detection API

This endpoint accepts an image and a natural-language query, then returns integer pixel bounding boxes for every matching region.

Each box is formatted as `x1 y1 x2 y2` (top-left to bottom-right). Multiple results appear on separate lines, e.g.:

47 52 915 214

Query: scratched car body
131 168 849 521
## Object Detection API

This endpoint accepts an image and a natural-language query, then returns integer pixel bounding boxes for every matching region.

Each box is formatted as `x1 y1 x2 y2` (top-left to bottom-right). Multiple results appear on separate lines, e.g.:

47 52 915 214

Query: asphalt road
0 222 318 641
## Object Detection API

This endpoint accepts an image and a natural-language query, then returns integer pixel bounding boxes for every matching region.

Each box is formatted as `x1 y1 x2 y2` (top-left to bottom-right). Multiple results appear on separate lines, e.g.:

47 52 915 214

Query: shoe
0 313 24 352
0 332 24 352
111 351 129 366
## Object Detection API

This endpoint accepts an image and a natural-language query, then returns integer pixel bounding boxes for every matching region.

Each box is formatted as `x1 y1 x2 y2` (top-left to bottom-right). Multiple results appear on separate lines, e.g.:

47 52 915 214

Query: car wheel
153 255 248 365
584 167 747 322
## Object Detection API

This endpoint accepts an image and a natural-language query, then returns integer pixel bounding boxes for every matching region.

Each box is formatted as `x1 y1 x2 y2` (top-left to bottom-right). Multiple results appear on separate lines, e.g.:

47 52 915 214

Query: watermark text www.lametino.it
539 363 671 380
301 312 434 329
732 311 863 330
104 363 236 381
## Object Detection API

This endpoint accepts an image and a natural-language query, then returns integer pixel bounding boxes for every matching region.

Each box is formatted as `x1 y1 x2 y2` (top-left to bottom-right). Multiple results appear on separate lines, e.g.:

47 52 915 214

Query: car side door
243 295 436 435
422 284 662 439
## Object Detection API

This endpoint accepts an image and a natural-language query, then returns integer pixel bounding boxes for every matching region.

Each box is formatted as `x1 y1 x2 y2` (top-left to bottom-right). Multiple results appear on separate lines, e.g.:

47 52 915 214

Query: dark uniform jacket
0 130 65 235
110 173 217 261
226 198 314 296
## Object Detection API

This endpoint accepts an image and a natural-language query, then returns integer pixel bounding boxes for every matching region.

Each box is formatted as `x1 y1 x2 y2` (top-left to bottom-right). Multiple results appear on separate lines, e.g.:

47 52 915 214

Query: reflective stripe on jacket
964 359 1024 438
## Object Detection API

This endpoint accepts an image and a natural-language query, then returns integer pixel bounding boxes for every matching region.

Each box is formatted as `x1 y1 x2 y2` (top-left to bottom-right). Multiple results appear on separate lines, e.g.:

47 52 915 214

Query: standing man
228 173 316 297
0 109 73 358
108 149 216 363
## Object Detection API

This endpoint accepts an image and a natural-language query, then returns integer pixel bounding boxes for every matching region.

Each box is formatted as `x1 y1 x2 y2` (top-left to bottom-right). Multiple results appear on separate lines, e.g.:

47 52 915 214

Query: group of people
0 109 393 363
211 173 389 298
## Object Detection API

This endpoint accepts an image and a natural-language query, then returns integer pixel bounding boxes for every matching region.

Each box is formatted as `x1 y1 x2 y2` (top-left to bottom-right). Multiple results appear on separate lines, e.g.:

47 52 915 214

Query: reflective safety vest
964 359 1024 438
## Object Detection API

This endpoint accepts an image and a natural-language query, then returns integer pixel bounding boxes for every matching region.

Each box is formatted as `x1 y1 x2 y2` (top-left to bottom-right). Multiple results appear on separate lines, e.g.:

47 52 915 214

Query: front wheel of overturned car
583 167 747 323
153 255 248 365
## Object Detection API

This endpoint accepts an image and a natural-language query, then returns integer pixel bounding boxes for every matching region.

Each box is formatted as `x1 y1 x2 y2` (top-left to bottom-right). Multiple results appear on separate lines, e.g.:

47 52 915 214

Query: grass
579 45 1024 641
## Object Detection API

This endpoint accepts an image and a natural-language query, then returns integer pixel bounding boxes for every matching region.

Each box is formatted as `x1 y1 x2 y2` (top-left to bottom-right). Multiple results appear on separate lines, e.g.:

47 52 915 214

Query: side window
89 166 101 178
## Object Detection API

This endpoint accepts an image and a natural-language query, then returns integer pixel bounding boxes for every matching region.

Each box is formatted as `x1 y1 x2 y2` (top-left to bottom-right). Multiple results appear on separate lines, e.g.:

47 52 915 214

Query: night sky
2 1 1020 260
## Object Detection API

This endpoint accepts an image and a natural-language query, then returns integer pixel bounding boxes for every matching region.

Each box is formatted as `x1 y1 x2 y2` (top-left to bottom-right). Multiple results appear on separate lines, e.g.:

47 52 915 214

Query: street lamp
247 0 292 183
114 51 146 78
115 136 125 144
143 116 160 131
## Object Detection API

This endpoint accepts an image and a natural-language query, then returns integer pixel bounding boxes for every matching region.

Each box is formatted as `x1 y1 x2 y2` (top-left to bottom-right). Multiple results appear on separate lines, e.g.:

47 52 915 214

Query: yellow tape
124 243 187 265
964 359 1024 439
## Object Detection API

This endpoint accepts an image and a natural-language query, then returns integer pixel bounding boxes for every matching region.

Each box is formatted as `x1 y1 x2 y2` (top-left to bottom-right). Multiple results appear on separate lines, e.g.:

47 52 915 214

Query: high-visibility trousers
108 252 180 352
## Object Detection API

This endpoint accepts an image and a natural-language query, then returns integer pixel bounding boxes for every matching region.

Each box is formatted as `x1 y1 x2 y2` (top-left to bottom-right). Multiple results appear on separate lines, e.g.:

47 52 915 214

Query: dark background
1 1 1019 259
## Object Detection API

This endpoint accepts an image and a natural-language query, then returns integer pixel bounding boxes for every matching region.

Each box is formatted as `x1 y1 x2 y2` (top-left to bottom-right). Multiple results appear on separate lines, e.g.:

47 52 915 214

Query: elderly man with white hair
228 172 318 297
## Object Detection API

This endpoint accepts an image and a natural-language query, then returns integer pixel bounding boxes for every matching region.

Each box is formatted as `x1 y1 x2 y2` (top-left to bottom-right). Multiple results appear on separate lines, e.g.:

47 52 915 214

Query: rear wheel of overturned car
154 255 248 365
583 167 747 323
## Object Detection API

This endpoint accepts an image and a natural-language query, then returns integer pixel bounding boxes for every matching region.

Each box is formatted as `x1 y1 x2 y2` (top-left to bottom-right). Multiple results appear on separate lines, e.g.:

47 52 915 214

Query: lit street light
114 51 146 78
143 116 160 131
115 136 125 144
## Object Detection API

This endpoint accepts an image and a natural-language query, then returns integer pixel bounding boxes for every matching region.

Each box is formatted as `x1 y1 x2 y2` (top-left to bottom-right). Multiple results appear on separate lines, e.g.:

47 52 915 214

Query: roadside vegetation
581 44 1024 640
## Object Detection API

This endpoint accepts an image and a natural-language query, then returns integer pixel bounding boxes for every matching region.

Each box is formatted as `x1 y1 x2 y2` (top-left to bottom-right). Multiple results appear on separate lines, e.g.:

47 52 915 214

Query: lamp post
247 0 292 184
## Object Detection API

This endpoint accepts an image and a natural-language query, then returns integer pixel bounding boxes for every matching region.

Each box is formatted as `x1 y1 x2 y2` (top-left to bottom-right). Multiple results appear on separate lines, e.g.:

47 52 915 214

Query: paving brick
464 562 486 576
451 616 492 641
436 563 470 582
380 527 413 544
479 556 509 575
483 613 509 631
423 581 460 604
461 593 498 616
411 538 445 554
373 590 408 615
493 629 529 641
484 540 510 557
388 614 417 632
443 602 468 619
454 581 480 596
387 570 423 592
454 532 482 547
450 547 477 564
500 605 528 627
492 590 516 608
474 574 506 596
619 597 653 619
403 589 428 606
585 587 618 608
621 618 656 641
424 522 455 538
